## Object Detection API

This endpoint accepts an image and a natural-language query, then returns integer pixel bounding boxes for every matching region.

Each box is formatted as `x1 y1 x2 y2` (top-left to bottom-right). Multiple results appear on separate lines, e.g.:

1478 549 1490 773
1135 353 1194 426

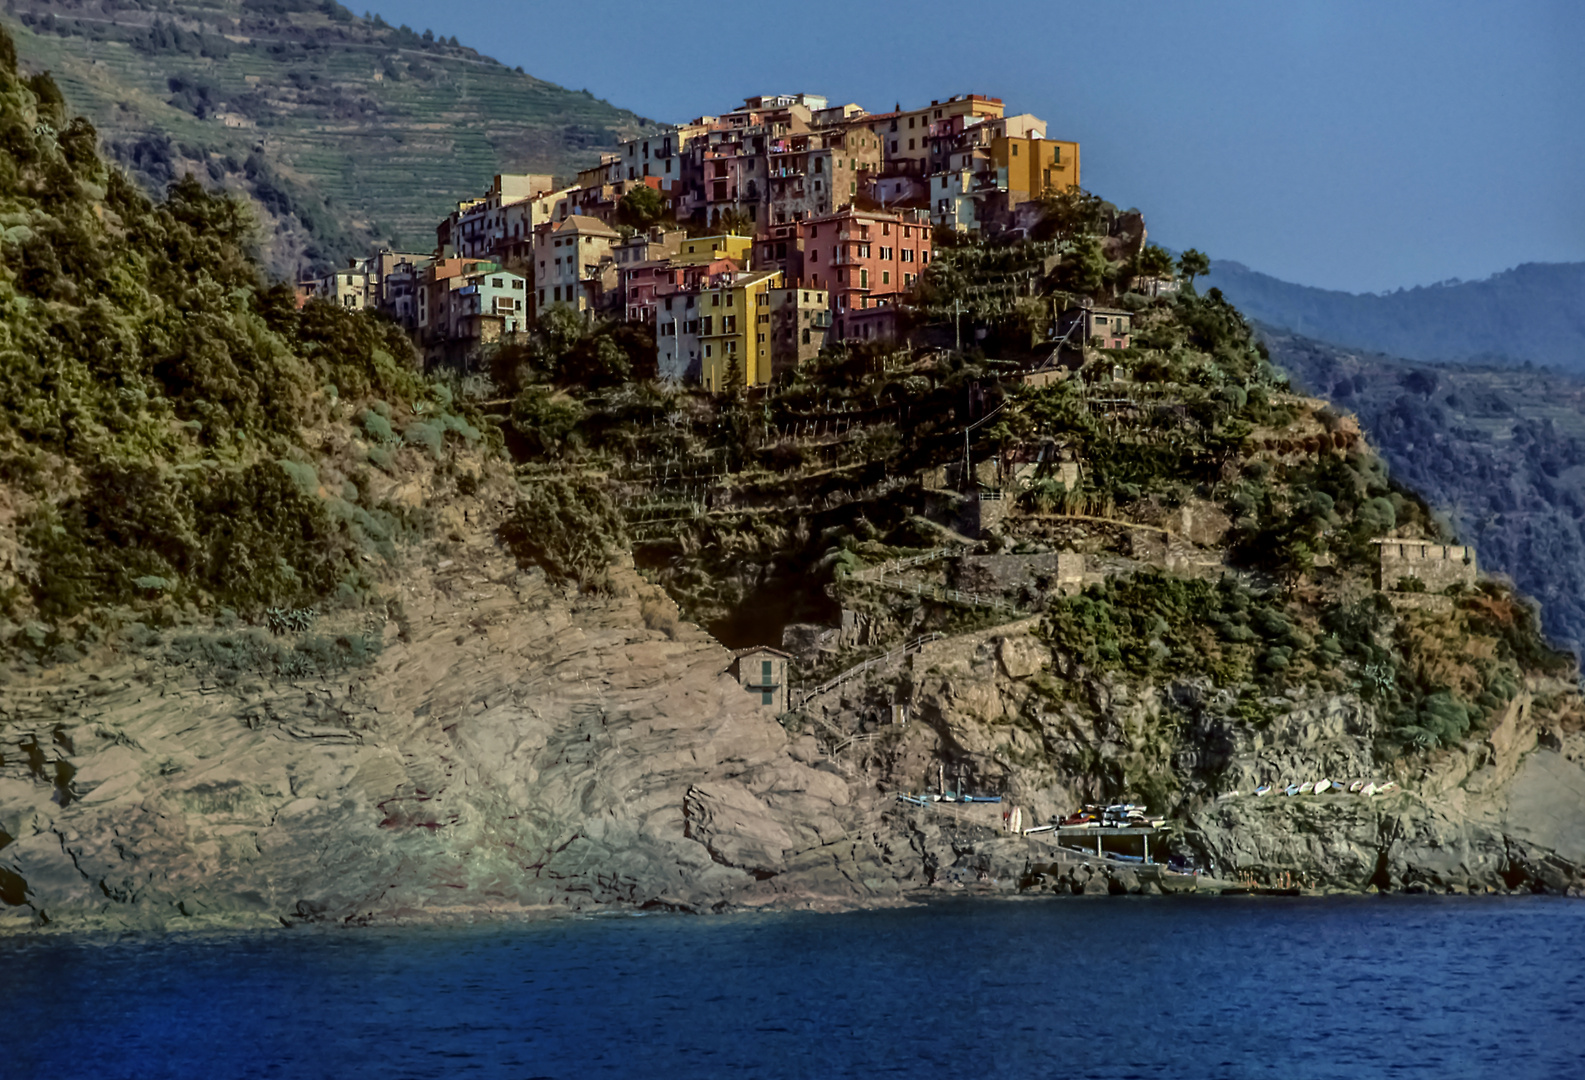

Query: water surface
7 896 1582 1078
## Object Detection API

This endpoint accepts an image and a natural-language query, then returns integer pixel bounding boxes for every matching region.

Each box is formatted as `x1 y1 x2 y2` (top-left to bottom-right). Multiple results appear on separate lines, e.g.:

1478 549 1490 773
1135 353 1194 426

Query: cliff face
0 517 904 931
6 514 1585 930
801 614 1585 898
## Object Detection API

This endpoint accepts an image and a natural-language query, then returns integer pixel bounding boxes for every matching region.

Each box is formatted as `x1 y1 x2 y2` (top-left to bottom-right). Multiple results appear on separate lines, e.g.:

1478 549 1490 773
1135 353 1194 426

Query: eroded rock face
0 540 896 931
6 553 1585 931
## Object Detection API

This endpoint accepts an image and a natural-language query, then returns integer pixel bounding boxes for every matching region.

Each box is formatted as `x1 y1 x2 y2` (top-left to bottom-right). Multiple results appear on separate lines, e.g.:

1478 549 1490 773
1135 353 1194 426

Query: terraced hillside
4 0 655 274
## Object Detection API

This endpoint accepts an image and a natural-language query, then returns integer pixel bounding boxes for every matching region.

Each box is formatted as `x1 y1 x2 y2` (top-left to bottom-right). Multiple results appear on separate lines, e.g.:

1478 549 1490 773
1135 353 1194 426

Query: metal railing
796 633 943 707
846 546 964 583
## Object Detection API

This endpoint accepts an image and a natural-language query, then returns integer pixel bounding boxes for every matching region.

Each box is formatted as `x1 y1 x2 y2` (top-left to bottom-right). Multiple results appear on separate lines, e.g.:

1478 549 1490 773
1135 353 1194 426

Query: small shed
730 647 793 713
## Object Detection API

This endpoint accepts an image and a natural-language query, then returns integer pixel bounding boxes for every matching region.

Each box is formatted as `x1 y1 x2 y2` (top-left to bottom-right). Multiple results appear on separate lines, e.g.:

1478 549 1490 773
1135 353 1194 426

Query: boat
1216 791 1241 801
1254 785 1272 796
1285 784 1301 796
1349 780 1365 793
1298 781 1314 793
1361 782 1377 796
1313 778 1329 793
1331 781 1346 792
1379 781 1400 793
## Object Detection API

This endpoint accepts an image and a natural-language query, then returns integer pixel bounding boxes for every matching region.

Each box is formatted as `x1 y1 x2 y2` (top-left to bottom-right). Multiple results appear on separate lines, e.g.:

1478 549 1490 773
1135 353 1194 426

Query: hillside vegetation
1268 327 1585 653
2 0 654 274
0 27 491 671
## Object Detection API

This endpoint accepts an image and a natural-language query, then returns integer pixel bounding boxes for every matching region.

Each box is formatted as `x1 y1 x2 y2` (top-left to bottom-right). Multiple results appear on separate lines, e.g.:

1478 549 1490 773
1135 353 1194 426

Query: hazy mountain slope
4 0 654 275
1208 260 1585 373
1266 326 1585 652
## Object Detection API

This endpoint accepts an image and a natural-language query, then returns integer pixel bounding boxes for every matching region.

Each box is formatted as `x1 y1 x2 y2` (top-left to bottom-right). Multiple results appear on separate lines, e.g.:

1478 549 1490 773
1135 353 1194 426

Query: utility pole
953 297 964 354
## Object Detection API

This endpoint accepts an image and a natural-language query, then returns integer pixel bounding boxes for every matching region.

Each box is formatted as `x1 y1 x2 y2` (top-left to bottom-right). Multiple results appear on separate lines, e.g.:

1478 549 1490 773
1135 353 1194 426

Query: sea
6 896 1583 1079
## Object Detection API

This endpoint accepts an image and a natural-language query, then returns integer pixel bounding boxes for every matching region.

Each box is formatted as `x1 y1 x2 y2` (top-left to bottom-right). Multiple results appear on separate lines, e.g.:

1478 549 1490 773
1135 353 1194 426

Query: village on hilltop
297 92 1108 385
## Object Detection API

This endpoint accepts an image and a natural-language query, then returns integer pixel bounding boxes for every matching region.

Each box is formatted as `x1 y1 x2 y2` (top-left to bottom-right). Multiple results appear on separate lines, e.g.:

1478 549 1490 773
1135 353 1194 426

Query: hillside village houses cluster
299 91 1081 387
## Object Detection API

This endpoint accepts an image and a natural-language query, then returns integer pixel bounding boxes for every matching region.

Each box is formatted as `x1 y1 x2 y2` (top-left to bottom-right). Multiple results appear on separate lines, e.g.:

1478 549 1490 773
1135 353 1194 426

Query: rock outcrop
0 524 903 931
6 534 1585 931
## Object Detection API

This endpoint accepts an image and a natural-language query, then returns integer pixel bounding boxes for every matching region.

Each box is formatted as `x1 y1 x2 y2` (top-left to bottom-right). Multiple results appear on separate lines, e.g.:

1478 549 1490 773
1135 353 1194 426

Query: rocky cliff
8 510 1585 932
0 499 914 931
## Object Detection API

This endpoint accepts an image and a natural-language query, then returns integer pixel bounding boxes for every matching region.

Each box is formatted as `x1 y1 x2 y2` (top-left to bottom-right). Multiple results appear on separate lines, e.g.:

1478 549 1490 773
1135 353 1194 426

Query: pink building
798 207 933 342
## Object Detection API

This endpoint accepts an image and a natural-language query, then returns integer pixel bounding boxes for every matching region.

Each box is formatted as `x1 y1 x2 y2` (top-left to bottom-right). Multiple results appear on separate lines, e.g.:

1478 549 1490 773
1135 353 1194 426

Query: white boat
1361 782 1377 796
1298 781 1314 793
1313 778 1329 793
1379 781 1400 793
1255 785 1272 796
1349 780 1365 793
1217 791 1240 801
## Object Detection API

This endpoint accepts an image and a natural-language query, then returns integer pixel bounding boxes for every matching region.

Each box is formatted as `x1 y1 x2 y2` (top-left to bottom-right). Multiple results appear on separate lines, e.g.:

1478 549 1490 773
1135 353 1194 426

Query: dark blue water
6 897 1583 1079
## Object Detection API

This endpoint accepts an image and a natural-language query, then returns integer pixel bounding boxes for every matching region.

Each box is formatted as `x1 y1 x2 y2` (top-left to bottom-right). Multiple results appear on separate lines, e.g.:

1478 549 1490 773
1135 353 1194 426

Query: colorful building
673 233 754 267
993 134 1081 201
799 208 932 342
699 269 783 391
532 215 622 315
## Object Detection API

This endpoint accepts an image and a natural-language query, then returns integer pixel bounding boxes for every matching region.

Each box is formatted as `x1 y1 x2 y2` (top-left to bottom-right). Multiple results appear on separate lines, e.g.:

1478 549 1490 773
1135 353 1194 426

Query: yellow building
673 233 754 267
992 134 1081 200
699 269 783 391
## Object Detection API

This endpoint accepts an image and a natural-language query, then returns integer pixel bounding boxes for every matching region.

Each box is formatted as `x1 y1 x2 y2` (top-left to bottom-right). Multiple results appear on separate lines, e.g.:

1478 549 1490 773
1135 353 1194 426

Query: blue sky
367 0 1584 294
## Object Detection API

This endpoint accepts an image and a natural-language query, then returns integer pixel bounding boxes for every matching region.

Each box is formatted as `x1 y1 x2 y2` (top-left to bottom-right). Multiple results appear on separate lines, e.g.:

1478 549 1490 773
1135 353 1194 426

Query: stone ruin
1375 539 1477 591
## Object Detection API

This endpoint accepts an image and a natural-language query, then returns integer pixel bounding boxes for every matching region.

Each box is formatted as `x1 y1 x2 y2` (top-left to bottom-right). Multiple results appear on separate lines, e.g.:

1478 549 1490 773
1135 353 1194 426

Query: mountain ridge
1205 258 1585 373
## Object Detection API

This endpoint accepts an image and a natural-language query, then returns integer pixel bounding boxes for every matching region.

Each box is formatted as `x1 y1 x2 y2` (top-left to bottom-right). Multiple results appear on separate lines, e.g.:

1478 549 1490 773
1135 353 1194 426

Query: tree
1031 187 1109 242
1137 243 1175 281
1178 248 1210 290
616 184 665 230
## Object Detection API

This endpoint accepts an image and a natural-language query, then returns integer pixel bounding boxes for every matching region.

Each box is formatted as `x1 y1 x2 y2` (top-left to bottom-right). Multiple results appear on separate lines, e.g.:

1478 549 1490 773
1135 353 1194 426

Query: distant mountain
1208 260 1585 374
1265 326 1585 652
4 0 656 275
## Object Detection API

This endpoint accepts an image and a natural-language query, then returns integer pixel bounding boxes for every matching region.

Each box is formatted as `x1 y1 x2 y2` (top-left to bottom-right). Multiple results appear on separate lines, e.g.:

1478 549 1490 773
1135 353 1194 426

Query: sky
365 0 1584 294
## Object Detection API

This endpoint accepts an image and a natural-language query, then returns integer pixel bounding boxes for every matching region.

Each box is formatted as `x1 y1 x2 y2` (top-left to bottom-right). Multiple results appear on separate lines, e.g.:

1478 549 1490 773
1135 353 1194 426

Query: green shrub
404 420 443 459
499 477 627 590
358 408 396 443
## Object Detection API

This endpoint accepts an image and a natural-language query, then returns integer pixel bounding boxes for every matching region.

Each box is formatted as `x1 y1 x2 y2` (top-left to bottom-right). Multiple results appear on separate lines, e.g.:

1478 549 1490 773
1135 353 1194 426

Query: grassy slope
3 0 655 273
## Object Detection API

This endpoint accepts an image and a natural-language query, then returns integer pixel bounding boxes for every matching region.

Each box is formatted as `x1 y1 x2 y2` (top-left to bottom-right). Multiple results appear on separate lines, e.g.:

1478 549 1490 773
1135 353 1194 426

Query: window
889 140 897 153
860 269 868 289
553 286 561 301
538 289 545 304
908 117 915 128
712 294 720 306
705 344 712 357
723 315 736 332
702 316 713 334
762 660 773 680
492 277 503 287
882 271 890 285
908 139 914 150
757 333 765 343
814 158 823 173
762 690 773 706
1012 144 1018 157
727 341 737 354
802 328 811 344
